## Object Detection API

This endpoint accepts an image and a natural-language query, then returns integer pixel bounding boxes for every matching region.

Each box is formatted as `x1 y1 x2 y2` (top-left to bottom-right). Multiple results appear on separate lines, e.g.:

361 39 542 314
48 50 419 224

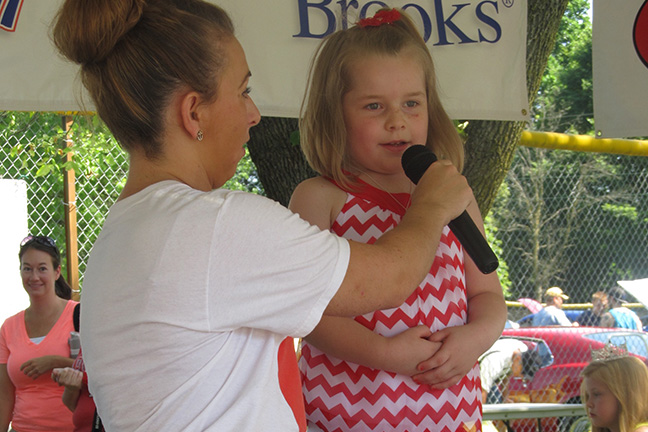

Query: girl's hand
20 356 55 379
411 325 483 388
380 326 442 376
52 367 83 390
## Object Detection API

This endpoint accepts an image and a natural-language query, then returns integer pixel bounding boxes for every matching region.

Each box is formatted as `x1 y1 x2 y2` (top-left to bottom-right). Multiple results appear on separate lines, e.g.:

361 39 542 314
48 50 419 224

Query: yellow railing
506 301 644 310
521 131 648 157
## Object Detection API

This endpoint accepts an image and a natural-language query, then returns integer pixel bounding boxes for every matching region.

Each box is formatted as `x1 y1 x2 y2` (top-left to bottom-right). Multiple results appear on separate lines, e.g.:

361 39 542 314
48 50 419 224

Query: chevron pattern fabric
300 182 482 432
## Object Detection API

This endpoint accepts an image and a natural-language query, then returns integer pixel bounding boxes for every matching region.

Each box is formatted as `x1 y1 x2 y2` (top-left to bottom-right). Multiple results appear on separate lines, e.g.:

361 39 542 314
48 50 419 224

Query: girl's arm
52 367 83 412
413 201 507 388
305 316 441 376
0 364 15 431
289 176 344 233
20 355 74 379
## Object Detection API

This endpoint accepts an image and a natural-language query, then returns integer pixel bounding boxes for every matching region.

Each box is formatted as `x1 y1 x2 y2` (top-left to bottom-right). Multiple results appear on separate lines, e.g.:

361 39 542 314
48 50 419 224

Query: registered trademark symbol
502 0 514 7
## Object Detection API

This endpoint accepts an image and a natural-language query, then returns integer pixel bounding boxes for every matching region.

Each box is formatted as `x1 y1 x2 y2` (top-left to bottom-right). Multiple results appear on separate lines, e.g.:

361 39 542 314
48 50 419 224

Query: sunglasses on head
21 235 57 249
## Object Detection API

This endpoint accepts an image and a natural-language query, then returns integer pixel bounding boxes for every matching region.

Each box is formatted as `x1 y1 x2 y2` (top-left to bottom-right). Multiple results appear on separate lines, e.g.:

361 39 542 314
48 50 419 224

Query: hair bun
52 0 146 65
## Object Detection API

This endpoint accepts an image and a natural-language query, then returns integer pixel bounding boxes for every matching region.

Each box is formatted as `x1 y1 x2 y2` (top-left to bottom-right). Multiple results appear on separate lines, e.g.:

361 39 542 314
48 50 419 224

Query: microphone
401 145 499 274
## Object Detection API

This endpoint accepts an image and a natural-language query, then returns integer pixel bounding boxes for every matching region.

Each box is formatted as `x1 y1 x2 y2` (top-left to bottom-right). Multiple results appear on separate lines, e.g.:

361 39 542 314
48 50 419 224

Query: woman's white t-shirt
81 181 349 431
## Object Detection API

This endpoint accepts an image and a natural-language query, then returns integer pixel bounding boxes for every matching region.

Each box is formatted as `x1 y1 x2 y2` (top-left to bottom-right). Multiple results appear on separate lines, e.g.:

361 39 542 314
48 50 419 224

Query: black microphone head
401 145 437 184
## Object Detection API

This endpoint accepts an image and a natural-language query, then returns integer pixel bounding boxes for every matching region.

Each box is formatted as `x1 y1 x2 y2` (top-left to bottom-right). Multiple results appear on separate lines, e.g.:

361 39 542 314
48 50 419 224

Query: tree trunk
248 0 570 212
464 0 569 215
461 0 569 299
246 117 316 206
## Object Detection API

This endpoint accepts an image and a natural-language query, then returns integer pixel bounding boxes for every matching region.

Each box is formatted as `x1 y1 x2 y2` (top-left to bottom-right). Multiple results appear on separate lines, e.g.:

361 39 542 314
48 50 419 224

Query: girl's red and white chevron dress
299 180 482 432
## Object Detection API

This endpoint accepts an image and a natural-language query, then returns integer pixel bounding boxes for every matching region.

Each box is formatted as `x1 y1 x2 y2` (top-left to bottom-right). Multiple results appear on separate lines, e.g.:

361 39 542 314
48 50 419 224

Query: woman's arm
52 367 83 412
599 312 614 327
20 355 74 379
0 364 15 431
413 201 507 388
291 161 473 318
291 177 441 374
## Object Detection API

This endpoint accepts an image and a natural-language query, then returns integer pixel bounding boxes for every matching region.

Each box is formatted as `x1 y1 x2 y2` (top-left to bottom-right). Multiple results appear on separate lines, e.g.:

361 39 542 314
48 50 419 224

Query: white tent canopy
618 279 648 308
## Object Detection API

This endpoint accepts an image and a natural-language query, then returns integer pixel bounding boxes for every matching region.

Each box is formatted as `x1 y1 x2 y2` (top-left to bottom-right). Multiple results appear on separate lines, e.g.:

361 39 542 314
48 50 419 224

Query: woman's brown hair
52 0 234 159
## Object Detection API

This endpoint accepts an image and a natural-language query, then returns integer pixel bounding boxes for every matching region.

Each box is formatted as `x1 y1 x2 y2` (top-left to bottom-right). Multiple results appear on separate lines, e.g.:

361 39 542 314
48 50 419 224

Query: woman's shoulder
1 309 26 328
63 300 79 315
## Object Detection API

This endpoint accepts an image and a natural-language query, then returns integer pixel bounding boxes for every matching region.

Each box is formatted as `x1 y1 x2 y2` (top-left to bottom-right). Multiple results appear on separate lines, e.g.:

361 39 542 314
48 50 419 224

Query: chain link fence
1 112 127 289
493 145 648 302
1 112 263 289
2 112 647 298
2 112 648 423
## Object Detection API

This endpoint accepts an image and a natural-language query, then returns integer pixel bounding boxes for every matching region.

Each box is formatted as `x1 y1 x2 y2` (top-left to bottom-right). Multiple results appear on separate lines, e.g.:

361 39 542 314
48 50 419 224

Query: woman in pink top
0 236 77 432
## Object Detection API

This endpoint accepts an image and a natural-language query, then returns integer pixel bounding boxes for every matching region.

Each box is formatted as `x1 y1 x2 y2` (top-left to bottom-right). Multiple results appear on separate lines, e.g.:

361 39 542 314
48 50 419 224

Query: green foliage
484 208 511 298
289 130 300 148
224 146 265 195
533 0 593 134
1 112 263 286
1 112 70 275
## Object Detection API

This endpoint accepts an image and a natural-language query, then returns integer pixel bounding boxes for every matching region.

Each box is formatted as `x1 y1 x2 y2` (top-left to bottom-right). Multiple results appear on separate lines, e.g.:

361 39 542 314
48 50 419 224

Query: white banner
0 0 528 121
593 0 648 138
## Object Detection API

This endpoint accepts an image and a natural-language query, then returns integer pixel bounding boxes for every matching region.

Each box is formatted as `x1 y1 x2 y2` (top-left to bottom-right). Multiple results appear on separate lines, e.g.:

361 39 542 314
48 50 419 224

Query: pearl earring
196 130 204 141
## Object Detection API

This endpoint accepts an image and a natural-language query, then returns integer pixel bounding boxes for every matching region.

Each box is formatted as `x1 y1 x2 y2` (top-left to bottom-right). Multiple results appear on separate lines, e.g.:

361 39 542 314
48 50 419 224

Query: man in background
533 287 572 326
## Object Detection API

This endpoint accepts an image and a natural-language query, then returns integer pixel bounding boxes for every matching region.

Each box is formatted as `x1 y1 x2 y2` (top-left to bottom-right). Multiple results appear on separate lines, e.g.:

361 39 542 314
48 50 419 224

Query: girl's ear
180 91 203 141
55 265 61 281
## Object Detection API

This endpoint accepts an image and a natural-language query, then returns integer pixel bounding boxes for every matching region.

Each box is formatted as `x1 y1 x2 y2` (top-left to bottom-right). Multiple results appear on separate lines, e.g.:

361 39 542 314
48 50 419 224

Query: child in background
290 8 506 431
581 352 648 432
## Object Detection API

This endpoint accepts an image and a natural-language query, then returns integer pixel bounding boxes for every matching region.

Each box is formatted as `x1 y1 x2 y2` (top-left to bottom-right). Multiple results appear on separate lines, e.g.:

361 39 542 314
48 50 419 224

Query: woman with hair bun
51 0 476 430
0 236 77 432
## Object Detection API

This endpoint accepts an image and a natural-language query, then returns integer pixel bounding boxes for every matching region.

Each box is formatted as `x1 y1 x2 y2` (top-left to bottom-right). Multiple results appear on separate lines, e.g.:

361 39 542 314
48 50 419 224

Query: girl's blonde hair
581 356 648 432
300 8 464 188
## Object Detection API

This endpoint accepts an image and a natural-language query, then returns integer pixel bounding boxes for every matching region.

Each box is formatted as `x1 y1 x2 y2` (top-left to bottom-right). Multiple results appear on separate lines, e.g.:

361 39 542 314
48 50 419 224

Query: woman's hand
20 356 56 379
52 367 83 412
52 367 83 390
21 355 73 379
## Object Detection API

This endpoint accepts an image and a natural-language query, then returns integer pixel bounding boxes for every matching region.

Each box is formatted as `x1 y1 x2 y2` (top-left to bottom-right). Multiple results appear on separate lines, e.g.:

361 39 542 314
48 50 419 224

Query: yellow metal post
521 131 648 156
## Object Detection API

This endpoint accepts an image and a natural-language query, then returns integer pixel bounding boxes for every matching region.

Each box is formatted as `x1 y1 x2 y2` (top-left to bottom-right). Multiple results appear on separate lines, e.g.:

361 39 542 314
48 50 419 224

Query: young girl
581 354 648 432
290 8 507 432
